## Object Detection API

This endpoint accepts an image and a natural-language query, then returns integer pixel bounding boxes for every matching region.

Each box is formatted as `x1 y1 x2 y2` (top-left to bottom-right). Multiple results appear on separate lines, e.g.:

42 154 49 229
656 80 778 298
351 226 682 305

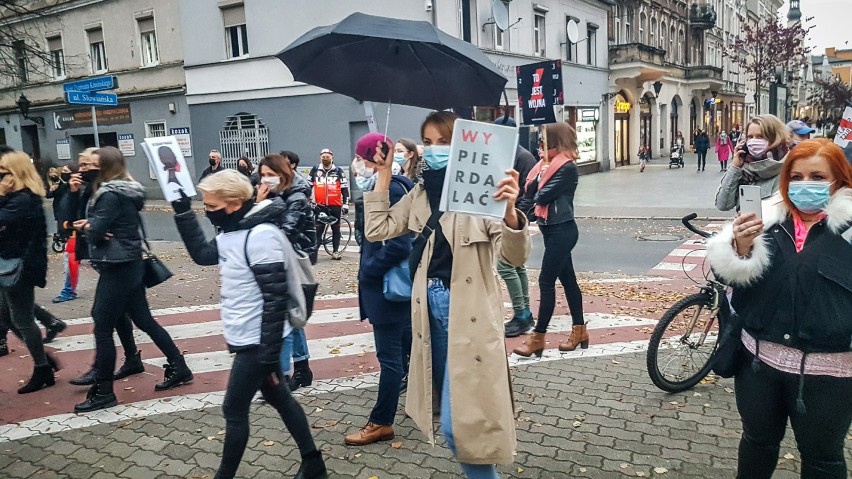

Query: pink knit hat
355 132 391 162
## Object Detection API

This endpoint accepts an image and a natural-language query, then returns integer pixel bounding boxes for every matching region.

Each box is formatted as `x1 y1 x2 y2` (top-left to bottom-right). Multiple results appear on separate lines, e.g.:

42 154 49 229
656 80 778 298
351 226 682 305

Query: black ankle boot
45 352 61 372
294 450 328 479
114 351 145 380
70 366 98 386
155 355 193 391
0 338 8 357
74 380 117 413
18 364 55 394
287 360 313 392
43 318 67 344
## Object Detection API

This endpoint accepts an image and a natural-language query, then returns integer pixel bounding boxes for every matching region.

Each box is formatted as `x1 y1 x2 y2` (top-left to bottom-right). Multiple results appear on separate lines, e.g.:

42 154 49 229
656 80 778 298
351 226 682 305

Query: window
222 5 249 58
219 113 269 168
678 29 685 64
613 5 621 44
12 40 27 83
88 28 107 73
47 36 65 79
494 24 505 50
138 17 159 66
146 121 166 138
587 24 598 66
659 21 666 49
670 26 675 61
565 17 578 62
639 13 646 43
625 9 632 43
460 0 475 43
534 12 546 57
650 18 656 47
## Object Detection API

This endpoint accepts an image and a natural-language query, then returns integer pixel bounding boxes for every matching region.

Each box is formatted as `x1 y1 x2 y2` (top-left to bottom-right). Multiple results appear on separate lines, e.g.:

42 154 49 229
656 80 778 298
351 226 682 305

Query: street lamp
16 93 44 127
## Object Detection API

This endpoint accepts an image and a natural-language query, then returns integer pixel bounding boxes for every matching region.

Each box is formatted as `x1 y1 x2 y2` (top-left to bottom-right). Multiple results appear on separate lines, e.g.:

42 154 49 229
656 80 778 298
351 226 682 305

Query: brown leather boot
558 324 590 352
344 422 395 446
513 331 546 358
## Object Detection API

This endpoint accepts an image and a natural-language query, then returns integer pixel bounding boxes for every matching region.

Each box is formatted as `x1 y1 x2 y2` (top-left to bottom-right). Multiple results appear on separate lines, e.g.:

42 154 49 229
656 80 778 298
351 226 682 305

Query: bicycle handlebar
682 213 712 238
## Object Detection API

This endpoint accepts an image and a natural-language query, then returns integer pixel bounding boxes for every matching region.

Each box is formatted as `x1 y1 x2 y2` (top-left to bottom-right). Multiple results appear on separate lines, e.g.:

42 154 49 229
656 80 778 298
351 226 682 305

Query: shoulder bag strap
243 227 253 267
408 209 444 281
137 213 152 254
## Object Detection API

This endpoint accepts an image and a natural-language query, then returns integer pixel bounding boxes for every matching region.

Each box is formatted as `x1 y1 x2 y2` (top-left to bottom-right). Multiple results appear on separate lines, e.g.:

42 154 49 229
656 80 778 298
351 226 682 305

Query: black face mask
60 172 72 182
205 208 230 229
205 201 253 232
209 159 217 167
49 175 59 181
80 169 99 183
238 166 250 174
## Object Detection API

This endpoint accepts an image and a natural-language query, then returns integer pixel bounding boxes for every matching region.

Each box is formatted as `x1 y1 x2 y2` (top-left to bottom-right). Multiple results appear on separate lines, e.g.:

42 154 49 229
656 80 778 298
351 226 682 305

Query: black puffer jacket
0 189 47 288
526 159 578 226
85 180 146 264
262 175 317 254
707 188 852 353
57 184 94 259
174 201 292 365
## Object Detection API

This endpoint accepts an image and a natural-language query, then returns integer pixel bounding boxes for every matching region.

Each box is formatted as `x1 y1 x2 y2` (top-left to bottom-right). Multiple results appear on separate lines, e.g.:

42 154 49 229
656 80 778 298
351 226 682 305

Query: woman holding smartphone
715 114 789 211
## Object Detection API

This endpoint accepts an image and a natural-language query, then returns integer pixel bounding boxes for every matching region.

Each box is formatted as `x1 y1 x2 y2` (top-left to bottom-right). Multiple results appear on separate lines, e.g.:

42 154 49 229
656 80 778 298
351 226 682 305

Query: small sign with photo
141 136 197 202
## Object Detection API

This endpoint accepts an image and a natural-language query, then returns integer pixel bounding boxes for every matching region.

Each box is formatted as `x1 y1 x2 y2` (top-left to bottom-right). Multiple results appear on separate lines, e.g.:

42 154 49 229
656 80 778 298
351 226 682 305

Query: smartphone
739 185 762 220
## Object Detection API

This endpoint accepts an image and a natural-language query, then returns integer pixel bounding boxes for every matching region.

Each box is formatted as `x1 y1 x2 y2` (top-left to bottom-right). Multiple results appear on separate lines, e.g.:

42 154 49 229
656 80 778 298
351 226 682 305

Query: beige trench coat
364 184 530 465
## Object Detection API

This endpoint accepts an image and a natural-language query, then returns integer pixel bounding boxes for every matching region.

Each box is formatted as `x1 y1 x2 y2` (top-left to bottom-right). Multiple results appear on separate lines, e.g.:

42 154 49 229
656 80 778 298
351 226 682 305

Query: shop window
533 11 546 57
219 113 269 168
47 36 65 79
587 24 598 66
138 17 159 67
88 28 107 74
222 4 249 59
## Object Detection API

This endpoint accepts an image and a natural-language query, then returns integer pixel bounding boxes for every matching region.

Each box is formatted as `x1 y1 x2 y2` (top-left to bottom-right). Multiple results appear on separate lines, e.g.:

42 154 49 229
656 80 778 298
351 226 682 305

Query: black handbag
711 310 745 378
138 214 173 288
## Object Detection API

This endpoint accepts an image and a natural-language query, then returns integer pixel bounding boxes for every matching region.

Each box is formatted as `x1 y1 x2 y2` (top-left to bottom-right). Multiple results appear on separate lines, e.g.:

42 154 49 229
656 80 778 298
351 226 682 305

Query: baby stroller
669 145 685 168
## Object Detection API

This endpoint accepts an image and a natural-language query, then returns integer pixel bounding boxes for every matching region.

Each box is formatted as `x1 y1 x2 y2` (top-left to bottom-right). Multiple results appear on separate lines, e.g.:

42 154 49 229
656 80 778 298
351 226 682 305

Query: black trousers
0 284 46 367
92 260 180 381
735 352 852 478
215 348 317 479
534 220 584 332
315 205 342 252
697 151 707 170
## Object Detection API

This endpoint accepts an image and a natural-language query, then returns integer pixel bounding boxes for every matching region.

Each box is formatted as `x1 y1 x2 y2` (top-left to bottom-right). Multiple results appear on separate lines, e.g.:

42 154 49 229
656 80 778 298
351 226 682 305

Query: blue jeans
59 252 76 298
280 328 311 376
427 279 500 479
369 321 410 425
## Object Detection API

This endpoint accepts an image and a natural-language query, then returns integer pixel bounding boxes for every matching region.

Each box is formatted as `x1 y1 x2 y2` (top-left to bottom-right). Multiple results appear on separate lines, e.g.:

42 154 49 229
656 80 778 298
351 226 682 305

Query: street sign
63 75 118 93
65 91 118 107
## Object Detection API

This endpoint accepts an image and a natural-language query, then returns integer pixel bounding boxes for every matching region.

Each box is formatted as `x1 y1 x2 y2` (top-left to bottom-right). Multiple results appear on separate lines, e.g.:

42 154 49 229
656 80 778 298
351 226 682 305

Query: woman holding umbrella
364 111 530 478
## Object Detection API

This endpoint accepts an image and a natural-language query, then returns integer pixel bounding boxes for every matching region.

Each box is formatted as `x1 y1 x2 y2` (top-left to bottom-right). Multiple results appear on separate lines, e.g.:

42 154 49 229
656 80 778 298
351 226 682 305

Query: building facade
0 0 190 196
180 0 612 175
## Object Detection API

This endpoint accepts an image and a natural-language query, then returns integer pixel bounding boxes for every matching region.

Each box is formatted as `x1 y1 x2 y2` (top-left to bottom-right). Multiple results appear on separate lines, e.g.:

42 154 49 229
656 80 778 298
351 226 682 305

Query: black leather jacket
84 180 146 264
263 175 316 254
0 189 47 288
526 161 578 226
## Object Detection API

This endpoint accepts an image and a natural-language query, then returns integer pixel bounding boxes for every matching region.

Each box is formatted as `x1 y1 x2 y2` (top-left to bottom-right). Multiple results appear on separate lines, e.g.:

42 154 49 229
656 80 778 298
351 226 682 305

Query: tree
810 75 852 118
0 1 64 86
724 17 811 114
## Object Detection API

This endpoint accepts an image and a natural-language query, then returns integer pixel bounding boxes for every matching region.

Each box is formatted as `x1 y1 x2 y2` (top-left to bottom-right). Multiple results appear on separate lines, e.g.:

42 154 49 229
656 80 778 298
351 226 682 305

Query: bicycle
314 204 352 256
646 213 731 393
51 232 67 254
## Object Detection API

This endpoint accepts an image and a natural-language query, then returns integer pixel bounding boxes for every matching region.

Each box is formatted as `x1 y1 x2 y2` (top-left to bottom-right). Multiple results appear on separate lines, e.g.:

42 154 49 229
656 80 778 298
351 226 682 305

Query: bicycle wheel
321 218 353 255
647 292 720 393
52 240 65 254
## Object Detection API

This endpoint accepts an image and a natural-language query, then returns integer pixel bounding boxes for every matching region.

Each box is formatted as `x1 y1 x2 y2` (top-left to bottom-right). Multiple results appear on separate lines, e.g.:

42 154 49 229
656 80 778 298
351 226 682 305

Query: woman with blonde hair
171 169 327 479
364 111 529 478
72 147 192 413
716 114 790 211
514 122 587 357
0 151 59 393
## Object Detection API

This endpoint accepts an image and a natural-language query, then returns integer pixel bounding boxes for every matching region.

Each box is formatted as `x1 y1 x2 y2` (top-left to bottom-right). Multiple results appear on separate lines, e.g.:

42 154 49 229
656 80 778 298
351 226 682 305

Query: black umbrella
276 12 507 110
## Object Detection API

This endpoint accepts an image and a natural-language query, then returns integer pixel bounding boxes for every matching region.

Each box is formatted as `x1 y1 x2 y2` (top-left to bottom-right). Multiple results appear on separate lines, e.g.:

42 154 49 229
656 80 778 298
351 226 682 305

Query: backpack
244 226 317 329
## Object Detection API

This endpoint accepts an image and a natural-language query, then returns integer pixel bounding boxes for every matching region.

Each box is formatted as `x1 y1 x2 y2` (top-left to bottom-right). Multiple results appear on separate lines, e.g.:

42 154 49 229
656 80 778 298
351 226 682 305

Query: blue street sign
65 91 118 106
63 75 118 93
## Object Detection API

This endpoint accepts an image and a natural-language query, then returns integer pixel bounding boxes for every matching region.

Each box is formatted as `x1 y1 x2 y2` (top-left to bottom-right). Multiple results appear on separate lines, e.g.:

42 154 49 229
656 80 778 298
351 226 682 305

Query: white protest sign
118 133 135 157
439 119 518 219
56 139 71 160
834 106 852 148
140 136 197 201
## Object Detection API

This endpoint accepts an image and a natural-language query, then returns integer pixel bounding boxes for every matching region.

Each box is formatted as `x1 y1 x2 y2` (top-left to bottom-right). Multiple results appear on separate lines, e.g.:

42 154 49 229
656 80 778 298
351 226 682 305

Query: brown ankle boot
513 331 546 358
559 325 590 352
344 422 395 445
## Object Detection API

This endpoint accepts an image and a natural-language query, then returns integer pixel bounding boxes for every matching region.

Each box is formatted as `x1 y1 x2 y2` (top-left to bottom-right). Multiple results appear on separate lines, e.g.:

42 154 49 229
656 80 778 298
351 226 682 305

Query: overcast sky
780 0 849 55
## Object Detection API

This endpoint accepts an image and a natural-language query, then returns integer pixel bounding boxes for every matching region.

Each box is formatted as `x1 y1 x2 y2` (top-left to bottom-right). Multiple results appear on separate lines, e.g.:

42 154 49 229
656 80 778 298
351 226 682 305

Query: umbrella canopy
276 12 507 111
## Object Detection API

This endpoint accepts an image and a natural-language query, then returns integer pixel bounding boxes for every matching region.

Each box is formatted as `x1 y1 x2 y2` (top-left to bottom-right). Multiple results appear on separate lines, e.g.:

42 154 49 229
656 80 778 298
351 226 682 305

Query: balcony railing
609 43 667 67
690 4 717 29
686 65 724 81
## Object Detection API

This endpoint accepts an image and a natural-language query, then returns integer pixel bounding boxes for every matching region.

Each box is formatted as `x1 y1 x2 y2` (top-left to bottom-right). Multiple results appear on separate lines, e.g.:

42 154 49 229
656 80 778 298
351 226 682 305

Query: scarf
525 152 573 221
421 169 446 211
740 144 788 184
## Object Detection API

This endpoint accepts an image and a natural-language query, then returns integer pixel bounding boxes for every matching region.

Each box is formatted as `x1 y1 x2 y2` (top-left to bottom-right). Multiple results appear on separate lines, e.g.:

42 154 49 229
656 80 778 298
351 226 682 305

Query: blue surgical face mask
355 175 377 192
393 152 407 166
423 145 451 170
788 181 832 214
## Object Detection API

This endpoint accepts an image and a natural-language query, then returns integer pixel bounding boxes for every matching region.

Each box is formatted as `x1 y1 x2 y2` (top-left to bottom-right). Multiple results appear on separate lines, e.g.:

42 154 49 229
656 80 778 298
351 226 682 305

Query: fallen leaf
654 467 668 474
263 440 275 446
620 463 630 469
724 387 734 393
314 407 324 413
391 442 402 449
637 472 646 477
329 348 341 355
572 421 582 428
783 453 795 460
579 467 587 473
217 430 225 435
517 467 524 473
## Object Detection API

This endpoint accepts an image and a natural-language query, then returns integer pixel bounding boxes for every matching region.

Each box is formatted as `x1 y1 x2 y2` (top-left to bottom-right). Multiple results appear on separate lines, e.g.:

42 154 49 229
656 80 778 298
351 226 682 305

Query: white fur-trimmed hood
706 187 852 286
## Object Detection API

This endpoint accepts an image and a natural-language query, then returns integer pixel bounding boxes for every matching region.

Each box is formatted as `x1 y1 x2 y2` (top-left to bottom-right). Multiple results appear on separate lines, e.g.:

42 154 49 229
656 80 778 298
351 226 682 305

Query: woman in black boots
172 170 327 479
72 147 193 413
0 151 59 393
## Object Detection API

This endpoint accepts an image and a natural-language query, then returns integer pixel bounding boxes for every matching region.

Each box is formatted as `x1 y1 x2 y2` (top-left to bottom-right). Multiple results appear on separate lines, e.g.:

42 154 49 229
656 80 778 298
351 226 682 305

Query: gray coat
715 165 781 212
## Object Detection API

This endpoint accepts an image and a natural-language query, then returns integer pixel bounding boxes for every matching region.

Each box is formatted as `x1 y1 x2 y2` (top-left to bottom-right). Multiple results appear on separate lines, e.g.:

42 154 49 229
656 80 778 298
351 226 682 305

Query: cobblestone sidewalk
2 351 849 479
